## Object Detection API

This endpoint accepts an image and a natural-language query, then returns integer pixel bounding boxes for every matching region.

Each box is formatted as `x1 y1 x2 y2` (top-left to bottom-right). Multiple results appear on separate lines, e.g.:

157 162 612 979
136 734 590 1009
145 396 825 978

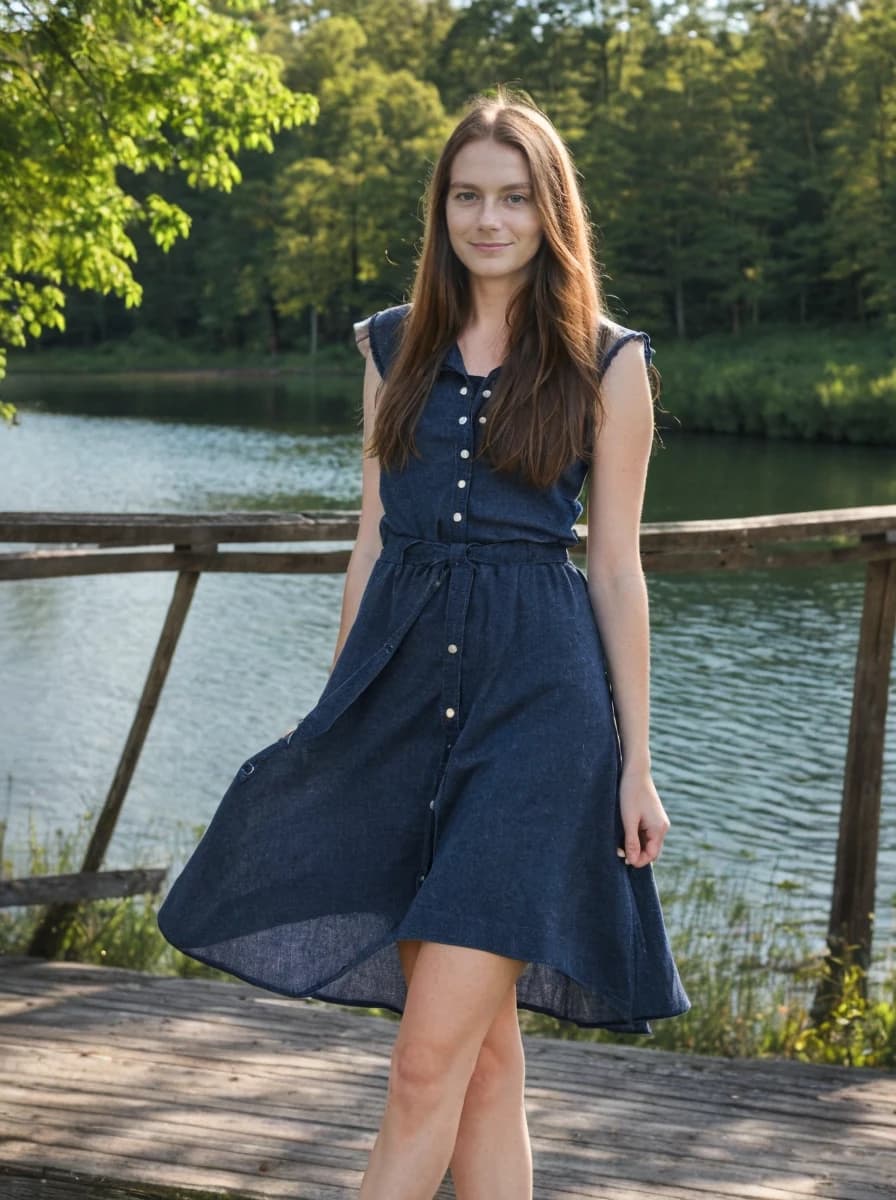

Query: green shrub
656 325 896 444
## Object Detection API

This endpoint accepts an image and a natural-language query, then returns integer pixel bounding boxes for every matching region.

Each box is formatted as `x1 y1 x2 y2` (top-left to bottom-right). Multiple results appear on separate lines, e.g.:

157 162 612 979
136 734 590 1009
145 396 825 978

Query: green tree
0 0 318 422
742 0 840 326
270 12 451 334
825 0 896 322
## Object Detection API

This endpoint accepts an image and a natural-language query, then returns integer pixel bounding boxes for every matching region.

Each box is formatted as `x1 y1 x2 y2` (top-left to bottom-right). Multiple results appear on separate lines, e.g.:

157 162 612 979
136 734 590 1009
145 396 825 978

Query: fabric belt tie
380 530 571 566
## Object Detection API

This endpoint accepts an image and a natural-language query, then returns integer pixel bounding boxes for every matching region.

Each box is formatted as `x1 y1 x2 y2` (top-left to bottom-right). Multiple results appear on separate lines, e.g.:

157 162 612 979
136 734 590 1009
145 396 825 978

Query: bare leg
387 941 533 1199
449 981 533 1200
359 939 527 1200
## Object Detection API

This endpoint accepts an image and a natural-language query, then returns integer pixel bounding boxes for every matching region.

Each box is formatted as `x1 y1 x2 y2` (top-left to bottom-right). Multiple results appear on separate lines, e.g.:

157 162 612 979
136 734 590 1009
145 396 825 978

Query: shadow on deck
1 957 894 1199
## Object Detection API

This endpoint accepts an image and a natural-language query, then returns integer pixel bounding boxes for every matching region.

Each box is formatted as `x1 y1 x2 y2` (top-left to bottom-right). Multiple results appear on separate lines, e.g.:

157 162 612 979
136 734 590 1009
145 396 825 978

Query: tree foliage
5 0 895 406
0 0 317 420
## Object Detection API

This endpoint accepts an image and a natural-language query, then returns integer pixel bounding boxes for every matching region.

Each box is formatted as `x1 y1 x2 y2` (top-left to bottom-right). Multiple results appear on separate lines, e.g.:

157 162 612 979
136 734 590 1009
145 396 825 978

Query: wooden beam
0 547 354 581
639 539 895 574
0 868 167 908
0 503 894 550
27 558 201 958
0 510 362 546
1 541 892 583
813 553 896 1019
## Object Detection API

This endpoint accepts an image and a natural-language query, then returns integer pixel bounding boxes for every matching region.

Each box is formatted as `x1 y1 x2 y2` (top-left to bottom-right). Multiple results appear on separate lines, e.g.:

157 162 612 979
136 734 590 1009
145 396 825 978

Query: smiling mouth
472 242 510 248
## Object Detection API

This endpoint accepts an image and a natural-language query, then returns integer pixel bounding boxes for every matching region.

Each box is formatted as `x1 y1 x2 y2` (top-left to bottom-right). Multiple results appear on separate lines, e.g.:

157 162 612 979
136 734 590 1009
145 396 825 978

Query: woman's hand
616 766 671 868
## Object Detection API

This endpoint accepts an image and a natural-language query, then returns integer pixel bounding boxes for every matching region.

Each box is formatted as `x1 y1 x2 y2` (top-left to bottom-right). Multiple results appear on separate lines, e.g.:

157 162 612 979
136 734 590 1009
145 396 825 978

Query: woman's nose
478 205 501 228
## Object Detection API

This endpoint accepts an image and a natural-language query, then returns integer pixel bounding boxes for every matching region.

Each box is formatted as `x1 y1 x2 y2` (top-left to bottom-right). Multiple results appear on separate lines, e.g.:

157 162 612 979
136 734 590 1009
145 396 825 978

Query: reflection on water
1 374 894 976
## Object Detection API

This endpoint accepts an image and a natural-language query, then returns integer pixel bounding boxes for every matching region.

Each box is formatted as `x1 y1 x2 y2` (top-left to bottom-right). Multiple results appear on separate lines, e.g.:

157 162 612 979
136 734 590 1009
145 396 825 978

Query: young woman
158 86 690 1199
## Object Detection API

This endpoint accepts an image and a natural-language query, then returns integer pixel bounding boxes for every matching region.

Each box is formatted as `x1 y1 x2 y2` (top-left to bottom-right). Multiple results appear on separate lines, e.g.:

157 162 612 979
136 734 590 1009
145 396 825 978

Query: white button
447 643 458 653
445 707 455 718
460 449 470 458
429 799 435 809
459 386 468 395
478 415 487 424
457 479 466 488
483 389 491 397
458 416 467 424
453 511 462 521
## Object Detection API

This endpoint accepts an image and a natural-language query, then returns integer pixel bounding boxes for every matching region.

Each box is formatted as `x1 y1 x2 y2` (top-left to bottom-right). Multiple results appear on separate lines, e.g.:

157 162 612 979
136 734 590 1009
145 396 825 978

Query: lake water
2 372 895 979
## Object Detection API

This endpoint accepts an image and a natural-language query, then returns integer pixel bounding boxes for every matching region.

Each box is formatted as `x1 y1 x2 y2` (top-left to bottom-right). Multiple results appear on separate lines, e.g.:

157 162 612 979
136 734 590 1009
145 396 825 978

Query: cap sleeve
353 315 373 362
599 329 654 381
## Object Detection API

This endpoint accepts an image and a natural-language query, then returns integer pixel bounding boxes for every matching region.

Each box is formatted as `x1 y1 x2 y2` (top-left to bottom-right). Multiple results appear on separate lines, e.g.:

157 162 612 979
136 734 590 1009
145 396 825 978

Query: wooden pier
1 957 894 1200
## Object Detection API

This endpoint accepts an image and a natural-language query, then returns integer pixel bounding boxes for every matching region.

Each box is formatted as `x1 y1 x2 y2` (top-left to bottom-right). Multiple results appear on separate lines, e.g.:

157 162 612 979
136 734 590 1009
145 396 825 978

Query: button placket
418 761 450 888
453 379 474 529
439 553 475 735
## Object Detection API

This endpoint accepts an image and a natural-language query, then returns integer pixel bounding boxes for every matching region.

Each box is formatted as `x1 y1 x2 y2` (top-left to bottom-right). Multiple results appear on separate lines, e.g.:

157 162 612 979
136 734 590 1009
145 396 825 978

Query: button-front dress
157 303 691 1034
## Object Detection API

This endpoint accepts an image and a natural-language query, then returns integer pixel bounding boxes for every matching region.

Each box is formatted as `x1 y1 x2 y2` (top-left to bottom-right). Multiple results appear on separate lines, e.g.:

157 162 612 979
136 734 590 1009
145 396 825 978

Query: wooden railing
2 505 894 1018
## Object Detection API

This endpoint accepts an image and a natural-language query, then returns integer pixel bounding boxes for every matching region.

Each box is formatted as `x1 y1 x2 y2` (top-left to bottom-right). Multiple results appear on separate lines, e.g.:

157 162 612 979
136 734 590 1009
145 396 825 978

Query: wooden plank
1 961 894 1200
0 511 360 546
0 867 166 907
0 1164 241 1200
27 566 199 958
3 1038 894 1154
639 540 895 573
3 1064 894 1166
815 555 896 1016
2 540 894 582
0 548 355 581
4 979 895 1118
0 504 894 550
633 506 896 549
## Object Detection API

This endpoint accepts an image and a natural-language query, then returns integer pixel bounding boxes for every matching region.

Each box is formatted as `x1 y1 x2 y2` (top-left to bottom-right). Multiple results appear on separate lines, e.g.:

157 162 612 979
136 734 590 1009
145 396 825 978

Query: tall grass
2 811 894 1065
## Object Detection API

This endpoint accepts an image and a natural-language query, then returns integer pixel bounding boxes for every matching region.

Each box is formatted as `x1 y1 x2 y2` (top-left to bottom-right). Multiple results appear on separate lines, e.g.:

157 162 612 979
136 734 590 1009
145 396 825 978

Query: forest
3 0 895 440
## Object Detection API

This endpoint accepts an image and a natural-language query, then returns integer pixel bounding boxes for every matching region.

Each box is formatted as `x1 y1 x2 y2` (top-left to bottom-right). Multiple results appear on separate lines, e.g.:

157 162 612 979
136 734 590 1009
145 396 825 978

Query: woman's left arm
585 337 670 869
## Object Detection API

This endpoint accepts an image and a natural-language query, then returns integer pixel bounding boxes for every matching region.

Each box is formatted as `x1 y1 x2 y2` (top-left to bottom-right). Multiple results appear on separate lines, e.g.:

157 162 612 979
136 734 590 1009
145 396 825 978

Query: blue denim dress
157 304 691 1034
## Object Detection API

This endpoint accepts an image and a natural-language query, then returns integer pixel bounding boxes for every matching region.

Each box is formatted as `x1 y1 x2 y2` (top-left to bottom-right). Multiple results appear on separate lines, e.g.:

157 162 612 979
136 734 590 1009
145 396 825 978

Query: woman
158 86 690 1199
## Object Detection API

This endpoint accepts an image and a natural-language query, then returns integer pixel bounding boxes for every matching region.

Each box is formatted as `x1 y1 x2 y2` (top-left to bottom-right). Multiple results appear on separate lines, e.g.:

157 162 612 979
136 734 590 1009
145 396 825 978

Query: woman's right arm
328 333 386 674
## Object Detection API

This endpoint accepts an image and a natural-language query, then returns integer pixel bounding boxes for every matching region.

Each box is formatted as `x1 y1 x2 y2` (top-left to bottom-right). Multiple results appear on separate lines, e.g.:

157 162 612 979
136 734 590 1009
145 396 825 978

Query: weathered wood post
27 548 205 958
811 539 896 1020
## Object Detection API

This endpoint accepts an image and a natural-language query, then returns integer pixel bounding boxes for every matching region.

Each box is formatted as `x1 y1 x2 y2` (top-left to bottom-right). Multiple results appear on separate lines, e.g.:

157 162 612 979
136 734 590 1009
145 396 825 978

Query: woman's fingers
624 821 645 867
619 819 666 867
618 773 672 868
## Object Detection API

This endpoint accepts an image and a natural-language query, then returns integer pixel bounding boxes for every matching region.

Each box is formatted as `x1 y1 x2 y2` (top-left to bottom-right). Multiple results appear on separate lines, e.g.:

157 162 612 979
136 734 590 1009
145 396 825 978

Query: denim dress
157 303 691 1034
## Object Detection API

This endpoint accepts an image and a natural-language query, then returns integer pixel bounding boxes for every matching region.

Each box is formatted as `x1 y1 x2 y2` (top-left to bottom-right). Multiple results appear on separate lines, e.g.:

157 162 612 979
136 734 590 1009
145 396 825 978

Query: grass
2 809 895 1066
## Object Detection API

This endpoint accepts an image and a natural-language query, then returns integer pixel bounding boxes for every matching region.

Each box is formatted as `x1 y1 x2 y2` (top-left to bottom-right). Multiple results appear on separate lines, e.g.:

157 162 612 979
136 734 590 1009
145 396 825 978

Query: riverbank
6 322 895 444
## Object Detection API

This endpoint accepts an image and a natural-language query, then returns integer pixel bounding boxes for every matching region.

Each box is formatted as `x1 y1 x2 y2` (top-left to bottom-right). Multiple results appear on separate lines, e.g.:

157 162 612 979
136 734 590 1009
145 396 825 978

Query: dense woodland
15 0 896 356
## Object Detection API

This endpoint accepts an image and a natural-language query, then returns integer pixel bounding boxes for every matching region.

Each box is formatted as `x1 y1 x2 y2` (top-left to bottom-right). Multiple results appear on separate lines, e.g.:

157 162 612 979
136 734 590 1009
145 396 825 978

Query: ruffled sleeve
599 328 654 381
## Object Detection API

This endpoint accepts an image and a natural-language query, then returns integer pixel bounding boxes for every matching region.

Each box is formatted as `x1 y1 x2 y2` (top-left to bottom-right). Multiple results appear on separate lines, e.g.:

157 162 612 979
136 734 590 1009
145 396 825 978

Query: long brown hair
367 86 659 489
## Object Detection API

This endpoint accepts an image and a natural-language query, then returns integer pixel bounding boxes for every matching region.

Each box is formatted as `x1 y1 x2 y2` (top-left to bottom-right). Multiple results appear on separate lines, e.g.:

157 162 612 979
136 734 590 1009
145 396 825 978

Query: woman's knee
389 1035 465 1110
464 1009 525 1108
387 942 525 1110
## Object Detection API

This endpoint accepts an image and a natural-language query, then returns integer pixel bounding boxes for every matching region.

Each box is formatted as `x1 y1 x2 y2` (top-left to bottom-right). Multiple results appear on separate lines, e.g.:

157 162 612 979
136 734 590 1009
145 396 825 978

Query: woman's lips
472 243 510 251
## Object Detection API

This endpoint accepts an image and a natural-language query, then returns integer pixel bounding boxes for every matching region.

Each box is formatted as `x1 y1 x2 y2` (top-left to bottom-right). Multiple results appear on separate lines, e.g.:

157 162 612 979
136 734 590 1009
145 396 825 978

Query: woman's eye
508 194 528 204
455 191 476 201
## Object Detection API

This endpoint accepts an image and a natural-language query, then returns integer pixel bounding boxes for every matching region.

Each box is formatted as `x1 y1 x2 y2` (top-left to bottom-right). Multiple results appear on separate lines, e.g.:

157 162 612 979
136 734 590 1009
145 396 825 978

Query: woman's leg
448 981 533 1200
359 939 527 1200
387 940 533 1199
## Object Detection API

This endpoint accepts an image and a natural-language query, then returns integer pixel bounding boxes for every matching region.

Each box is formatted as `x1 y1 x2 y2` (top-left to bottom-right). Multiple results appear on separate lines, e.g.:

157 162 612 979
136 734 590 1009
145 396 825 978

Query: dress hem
160 916 691 1035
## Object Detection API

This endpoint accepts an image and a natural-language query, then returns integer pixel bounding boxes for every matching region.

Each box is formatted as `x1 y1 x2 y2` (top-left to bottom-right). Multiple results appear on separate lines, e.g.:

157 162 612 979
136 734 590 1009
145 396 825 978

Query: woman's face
445 138 543 286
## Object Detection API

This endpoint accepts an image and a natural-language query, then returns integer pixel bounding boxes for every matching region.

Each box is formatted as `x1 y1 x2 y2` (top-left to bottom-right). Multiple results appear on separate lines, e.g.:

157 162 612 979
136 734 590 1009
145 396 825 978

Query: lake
1 371 895 980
